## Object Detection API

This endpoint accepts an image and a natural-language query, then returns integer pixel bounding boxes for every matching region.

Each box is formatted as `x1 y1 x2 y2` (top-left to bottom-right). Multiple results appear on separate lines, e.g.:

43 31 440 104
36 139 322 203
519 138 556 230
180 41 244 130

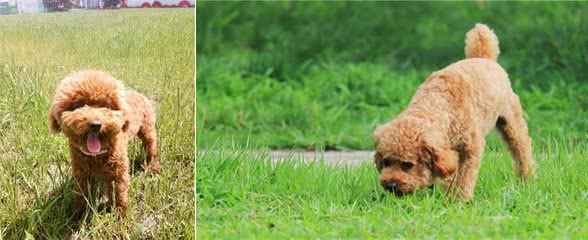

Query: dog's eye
400 162 414 171
382 159 392 167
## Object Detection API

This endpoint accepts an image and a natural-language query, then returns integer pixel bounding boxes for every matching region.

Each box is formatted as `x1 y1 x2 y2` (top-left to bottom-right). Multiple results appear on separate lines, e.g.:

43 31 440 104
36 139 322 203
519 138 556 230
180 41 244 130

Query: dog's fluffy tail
464 23 500 61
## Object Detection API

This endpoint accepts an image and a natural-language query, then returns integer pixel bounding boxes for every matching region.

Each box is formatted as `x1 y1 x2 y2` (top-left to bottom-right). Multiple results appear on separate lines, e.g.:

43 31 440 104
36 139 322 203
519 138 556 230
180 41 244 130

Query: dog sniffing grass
197 2 588 238
374 24 535 199
0 9 194 239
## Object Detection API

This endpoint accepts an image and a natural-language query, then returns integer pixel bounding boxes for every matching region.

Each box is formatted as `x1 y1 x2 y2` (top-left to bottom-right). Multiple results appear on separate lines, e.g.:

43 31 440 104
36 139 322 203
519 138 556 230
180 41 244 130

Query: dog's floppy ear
373 125 386 172
114 110 130 132
423 133 458 177
122 119 129 132
48 105 61 133
425 146 458 177
374 152 383 172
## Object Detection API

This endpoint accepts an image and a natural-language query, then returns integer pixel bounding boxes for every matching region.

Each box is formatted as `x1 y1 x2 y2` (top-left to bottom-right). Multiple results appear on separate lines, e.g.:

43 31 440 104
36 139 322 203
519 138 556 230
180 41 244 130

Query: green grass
196 2 588 238
196 141 588 238
0 9 194 239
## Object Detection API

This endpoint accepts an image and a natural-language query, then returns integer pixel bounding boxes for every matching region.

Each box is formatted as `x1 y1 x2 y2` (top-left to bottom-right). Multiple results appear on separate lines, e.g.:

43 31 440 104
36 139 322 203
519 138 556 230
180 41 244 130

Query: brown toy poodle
49 70 160 216
374 23 536 200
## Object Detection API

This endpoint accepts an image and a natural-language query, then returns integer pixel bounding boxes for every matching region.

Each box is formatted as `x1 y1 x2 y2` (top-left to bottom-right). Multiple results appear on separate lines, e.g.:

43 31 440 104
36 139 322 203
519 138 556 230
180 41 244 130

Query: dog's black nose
89 121 101 132
384 181 397 192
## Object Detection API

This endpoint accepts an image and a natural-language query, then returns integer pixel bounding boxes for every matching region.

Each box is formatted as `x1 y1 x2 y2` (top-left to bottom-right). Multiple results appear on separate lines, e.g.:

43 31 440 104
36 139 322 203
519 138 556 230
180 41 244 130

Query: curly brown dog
49 70 160 216
374 23 535 200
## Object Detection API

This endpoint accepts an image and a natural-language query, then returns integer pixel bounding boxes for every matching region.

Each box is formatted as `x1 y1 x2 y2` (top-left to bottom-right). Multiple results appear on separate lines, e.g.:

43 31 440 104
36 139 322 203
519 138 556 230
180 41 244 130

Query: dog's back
123 90 156 136
409 24 513 135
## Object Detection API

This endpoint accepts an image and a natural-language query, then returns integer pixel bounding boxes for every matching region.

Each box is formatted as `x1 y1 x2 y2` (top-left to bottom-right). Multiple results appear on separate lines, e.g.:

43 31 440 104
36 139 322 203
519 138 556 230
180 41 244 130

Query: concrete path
269 150 374 166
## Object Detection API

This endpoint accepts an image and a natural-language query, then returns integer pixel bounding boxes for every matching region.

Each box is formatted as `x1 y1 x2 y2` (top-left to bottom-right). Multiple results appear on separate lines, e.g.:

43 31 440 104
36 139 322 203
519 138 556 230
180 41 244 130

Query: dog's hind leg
496 94 536 180
138 113 160 174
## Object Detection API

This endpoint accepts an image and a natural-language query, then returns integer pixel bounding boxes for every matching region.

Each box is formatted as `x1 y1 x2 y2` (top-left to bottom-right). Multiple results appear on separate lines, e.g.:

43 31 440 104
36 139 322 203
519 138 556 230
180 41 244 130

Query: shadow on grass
130 153 153 176
3 155 154 239
4 178 82 239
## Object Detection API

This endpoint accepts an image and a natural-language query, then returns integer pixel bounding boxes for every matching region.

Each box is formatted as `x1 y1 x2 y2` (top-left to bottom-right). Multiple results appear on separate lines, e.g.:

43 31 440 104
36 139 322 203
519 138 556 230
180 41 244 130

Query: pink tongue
87 134 101 154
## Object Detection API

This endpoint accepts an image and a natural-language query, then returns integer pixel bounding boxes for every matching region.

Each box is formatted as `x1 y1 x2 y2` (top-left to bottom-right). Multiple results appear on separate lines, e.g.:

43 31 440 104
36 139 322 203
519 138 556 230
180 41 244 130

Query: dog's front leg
71 172 90 217
104 176 115 208
113 162 130 216
455 137 486 200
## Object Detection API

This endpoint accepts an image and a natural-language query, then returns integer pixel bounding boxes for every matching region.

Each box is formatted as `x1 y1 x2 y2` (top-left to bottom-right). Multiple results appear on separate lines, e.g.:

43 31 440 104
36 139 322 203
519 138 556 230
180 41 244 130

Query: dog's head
49 70 129 156
373 117 458 196
60 106 127 156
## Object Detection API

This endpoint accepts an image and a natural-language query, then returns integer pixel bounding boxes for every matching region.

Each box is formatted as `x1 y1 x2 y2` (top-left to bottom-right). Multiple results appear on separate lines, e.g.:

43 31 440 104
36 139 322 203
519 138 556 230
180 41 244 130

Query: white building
16 0 44 13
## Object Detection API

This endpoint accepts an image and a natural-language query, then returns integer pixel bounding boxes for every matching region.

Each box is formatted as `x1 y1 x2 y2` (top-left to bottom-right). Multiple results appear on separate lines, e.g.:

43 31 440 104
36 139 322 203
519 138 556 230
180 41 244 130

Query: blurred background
196 2 588 150
0 0 193 14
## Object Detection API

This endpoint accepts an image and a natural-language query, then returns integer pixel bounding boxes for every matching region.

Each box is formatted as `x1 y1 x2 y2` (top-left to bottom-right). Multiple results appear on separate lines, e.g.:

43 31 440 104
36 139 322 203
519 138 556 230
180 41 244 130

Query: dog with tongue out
49 70 160 217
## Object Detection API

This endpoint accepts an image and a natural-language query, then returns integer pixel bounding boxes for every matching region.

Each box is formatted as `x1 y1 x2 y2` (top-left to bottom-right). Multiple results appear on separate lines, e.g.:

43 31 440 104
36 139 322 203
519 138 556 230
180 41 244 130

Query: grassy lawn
0 9 194 239
197 144 588 238
196 2 588 238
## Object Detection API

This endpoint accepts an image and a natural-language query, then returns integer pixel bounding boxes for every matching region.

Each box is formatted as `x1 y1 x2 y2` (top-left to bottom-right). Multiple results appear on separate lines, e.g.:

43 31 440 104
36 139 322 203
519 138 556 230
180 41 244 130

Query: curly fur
465 23 500 61
49 70 160 216
374 23 535 200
